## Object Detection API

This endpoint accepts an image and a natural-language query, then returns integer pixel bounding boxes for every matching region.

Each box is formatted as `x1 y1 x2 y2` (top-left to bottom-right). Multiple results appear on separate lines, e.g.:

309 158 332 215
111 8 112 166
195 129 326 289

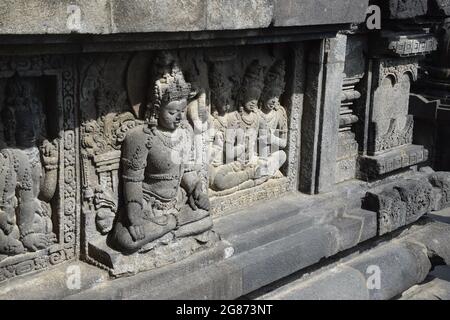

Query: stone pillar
285 43 306 191
336 35 367 183
300 34 346 194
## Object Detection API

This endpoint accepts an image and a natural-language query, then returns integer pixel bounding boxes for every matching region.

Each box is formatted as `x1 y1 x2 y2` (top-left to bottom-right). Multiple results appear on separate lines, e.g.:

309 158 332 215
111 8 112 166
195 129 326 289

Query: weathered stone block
359 144 428 179
273 0 369 27
205 0 273 30
394 179 433 224
110 0 207 33
0 0 111 34
365 188 407 235
428 172 450 210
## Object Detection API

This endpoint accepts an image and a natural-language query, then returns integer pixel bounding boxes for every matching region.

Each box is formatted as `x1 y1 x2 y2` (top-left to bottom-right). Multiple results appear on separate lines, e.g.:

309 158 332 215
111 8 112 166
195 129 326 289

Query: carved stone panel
359 57 428 179
0 56 78 283
206 46 301 215
79 45 302 276
364 179 433 235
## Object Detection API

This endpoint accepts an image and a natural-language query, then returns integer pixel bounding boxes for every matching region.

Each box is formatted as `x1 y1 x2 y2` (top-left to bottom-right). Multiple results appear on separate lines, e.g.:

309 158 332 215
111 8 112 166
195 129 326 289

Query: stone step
64 206 377 299
255 220 450 300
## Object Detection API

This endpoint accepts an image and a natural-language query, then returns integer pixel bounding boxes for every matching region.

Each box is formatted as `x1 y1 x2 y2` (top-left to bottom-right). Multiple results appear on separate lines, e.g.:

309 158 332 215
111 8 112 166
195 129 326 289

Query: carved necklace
213 113 228 131
259 109 278 129
240 111 258 127
154 128 183 150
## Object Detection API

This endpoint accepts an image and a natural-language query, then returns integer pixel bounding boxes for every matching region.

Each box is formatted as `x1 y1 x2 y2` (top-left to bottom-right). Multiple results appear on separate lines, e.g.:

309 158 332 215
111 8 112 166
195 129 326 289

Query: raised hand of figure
22 233 50 251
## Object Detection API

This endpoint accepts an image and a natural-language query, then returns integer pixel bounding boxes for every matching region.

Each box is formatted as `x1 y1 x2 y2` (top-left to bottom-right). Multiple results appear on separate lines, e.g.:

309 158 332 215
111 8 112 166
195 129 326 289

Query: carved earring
148 106 158 127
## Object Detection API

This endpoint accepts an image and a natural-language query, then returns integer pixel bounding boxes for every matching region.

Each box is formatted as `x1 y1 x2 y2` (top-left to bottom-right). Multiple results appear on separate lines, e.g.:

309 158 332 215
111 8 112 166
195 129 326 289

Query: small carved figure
231 60 268 188
109 53 213 254
257 60 288 178
0 76 57 253
208 63 260 192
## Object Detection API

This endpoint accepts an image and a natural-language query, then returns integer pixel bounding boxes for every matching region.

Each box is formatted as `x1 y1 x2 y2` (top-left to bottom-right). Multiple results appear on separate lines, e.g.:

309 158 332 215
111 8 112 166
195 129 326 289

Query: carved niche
0 56 78 283
205 46 300 216
80 45 301 275
371 58 418 154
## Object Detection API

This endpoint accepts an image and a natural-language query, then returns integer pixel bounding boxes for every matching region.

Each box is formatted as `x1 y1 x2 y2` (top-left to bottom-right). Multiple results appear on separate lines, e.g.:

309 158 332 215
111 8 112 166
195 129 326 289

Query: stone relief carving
78 46 300 273
109 52 215 255
374 115 414 153
207 55 294 215
81 52 220 276
208 59 288 196
377 59 418 88
0 55 78 283
359 56 427 179
0 76 57 255
371 60 418 152
364 179 433 235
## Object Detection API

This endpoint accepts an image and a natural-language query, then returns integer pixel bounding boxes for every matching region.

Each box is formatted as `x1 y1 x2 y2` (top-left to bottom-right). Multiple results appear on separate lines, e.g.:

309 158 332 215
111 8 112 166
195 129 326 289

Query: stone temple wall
0 0 450 299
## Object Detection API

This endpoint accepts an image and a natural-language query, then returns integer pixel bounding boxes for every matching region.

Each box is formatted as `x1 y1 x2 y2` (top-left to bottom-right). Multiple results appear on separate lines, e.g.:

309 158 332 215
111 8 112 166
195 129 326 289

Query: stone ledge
0 173 441 300
0 0 369 35
0 180 376 300
359 144 428 179
257 219 450 300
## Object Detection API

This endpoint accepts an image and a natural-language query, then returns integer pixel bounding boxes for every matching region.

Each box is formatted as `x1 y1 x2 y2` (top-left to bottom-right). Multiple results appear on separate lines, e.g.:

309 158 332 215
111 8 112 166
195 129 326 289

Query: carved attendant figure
226 60 267 188
1 76 57 252
208 63 260 192
258 60 288 178
110 53 213 254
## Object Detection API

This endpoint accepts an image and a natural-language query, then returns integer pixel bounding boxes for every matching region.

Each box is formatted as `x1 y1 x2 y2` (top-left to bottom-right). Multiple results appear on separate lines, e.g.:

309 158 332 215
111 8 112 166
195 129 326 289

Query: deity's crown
209 68 233 101
154 65 192 107
239 60 264 101
262 60 286 100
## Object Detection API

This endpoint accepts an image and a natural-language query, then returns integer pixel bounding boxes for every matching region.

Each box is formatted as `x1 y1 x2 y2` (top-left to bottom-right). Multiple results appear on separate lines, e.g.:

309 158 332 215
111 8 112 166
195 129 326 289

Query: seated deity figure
207 64 261 192
0 76 57 252
230 60 268 188
109 53 213 254
257 60 288 178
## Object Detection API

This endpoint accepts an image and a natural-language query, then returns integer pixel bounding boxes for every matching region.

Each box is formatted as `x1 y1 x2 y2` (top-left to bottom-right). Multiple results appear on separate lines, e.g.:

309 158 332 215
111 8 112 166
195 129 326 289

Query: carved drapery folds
0 56 78 283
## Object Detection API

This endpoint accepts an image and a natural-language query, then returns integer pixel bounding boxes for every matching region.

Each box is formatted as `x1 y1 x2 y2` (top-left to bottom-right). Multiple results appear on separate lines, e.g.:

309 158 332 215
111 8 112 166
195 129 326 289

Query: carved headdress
237 60 265 108
260 60 286 103
1 74 45 146
209 63 233 114
148 52 191 126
